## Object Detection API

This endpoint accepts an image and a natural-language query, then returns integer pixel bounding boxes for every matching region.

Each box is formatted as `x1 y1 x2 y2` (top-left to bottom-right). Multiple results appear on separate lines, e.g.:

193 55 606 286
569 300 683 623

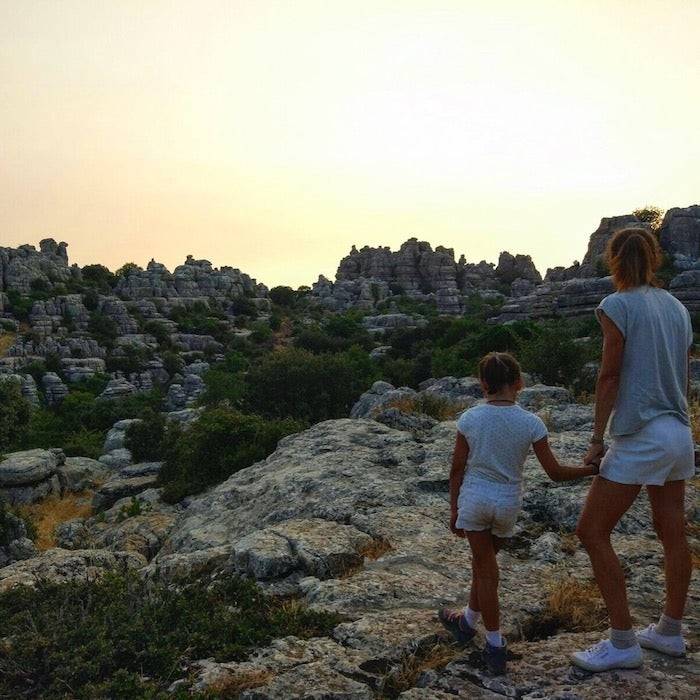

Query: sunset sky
2 1 699 288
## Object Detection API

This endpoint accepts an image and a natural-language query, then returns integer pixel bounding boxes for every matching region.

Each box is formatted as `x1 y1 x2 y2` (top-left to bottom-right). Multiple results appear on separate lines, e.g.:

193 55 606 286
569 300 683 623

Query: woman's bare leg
466 531 500 631
576 476 641 630
647 480 691 620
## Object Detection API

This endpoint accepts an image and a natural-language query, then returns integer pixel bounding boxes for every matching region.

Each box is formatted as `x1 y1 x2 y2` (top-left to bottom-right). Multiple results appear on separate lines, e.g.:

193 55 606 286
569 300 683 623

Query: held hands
583 440 605 473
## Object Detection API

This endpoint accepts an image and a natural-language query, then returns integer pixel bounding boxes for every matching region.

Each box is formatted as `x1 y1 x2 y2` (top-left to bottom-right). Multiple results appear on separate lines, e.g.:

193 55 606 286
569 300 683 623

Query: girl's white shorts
456 477 522 538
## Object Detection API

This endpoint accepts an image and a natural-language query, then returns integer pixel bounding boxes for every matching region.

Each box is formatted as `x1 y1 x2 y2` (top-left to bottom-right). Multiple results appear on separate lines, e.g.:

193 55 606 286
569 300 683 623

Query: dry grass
560 532 579 556
688 521 700 570
381 642 460 698
206 669 272 697
690 399 700 443
384 394 461 421
0 331 16 357
522 575 607 640
19 493 93 550
358 536 393 561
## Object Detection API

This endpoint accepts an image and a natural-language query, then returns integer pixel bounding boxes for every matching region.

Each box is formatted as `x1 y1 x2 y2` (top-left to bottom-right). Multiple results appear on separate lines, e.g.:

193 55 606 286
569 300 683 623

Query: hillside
0 206 699 698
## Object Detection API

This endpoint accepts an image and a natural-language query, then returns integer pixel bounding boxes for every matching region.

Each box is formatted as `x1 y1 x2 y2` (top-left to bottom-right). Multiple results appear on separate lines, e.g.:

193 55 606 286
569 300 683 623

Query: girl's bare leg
466 531 500 631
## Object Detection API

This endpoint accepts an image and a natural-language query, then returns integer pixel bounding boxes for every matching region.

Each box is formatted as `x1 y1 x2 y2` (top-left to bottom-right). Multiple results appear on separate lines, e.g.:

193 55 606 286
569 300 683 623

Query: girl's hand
583 442 605 467
450 513 465 538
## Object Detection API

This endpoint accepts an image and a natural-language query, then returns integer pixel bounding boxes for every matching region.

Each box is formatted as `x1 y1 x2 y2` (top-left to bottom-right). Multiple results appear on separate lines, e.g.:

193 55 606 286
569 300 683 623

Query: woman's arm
585 311 625 465
449 432 469 537
533 437 599 482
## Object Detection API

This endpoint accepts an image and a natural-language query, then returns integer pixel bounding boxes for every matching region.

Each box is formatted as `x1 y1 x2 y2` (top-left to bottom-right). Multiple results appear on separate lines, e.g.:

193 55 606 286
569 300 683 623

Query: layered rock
0 448 65 504
0 238 75 294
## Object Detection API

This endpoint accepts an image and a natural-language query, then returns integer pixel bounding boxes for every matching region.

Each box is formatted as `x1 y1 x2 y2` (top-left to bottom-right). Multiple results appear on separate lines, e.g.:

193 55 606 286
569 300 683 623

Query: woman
571 228 694 672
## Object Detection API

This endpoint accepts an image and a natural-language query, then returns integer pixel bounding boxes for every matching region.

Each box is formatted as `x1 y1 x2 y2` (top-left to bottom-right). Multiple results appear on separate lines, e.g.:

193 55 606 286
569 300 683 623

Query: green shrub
124 409 167 461
81 263 116 292
0 380 32 451
244 347 378 422
519 323 587 387
199 369 246 407
229 295 258 318
88 311 119 348
0 572 341 699
269 285 297 307
159 408 305 502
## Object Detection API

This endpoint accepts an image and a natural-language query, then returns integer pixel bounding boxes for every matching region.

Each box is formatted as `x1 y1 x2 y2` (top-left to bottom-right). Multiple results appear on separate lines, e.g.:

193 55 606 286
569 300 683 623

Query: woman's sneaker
482 639 507 675
570 639 642 672
438 608 476 645
637 624 686 657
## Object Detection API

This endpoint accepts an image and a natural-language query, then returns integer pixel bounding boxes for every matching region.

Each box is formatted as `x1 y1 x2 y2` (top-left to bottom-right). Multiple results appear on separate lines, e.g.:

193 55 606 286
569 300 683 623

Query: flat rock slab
0 448 63 486
92 475 159 511
58 456 110 492
232 518 374 581
426 631 699 699
0 548 145 593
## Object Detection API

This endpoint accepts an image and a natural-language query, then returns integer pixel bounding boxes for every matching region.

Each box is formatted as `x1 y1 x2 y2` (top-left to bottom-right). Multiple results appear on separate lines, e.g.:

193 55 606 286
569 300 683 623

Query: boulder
57 457 110 492
350 381 416 419
0 448 65 504
98 448 133 470
0 548 146 593
92 474 160 512
518 384 572 409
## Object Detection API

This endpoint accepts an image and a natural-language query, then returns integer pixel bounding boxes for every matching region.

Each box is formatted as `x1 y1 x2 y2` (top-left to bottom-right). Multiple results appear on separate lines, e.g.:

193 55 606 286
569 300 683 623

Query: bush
124 410 167 462
88 311 119 348
244 347 378 422
229 295 258 318
199 369 246 407
0 572 341 698
159 408 305 502
0 498 37 547
0 380 32 451
81 264 116 292
519 323 587 387
269 285 297 308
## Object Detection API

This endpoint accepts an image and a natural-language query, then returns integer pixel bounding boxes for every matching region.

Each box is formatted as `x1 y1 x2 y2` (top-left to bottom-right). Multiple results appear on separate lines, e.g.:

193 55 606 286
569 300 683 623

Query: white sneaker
637 624 686 657
570 639 643 672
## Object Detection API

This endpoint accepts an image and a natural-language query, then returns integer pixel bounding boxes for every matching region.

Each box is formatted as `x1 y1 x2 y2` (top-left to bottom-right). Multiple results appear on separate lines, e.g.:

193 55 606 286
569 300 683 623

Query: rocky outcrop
114 256 267 302
41 372 69 405
0 548 145 593
659 204 700 263
0 239 75 294
317 238 535 314
580 215 648 276
0 448 65 505
147 416 697 697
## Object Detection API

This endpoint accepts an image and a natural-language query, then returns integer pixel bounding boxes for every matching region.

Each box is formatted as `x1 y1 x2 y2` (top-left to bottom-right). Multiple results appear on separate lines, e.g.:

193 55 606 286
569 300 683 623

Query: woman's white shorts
600 414 695 486
456 477 522 538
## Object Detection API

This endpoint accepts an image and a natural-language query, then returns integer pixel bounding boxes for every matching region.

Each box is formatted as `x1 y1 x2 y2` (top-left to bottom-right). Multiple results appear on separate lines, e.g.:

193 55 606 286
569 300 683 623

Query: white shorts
601 414 695 486
456 477 522 538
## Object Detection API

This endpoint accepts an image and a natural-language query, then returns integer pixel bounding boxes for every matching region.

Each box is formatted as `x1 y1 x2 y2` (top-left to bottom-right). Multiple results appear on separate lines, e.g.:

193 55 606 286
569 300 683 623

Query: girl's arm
533 436 598 482
449 433 469 536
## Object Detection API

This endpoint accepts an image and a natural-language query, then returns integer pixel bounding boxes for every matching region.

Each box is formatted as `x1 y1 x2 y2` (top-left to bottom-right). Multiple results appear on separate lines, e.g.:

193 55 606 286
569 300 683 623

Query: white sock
463 606 481 629
485 630 503 647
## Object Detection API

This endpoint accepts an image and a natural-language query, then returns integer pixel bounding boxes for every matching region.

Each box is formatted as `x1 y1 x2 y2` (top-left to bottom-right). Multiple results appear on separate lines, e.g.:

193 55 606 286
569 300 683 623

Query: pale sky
1 1 699 288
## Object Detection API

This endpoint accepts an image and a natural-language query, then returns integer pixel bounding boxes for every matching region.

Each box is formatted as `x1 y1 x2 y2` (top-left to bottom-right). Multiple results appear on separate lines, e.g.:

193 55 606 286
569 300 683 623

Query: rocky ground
1 387 698 698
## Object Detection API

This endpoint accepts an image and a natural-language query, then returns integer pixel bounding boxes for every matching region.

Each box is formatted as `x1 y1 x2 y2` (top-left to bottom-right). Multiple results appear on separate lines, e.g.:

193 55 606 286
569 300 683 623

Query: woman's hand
584 442 605 467
450 511 465 538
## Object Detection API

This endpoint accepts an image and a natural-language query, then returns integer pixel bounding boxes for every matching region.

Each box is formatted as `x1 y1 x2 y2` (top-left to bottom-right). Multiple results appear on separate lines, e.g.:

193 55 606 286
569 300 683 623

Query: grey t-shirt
597 286 693 436
456 403 548 486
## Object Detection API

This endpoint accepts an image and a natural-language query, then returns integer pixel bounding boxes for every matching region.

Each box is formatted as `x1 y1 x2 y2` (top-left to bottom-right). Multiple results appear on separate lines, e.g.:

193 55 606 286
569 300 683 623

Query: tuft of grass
0 330 16 357
521 575 606 641
384 394 461 421
358 536 393 561
206 669 272 698
690 399 700 443
380 642 460 698
18 493 93 550
560 532 579 556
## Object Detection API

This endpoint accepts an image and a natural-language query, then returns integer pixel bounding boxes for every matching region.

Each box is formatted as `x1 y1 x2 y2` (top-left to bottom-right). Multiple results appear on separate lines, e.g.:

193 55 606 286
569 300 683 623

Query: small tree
0 380 32 451
633 206 665 232
269 286 297 308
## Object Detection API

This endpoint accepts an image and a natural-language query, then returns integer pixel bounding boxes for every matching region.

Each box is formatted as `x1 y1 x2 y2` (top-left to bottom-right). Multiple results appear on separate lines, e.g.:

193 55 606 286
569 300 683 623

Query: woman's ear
515 377 524 392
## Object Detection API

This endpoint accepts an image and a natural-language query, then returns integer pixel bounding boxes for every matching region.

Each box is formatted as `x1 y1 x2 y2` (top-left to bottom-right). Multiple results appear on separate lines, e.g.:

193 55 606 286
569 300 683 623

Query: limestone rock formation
0 448 65 505
659 204 700 262
0 238 74 294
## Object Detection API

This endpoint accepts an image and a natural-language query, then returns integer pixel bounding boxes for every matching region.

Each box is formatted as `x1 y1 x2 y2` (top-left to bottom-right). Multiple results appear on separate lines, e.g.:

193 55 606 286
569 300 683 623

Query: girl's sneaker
570 639 642 672
438 608 477 645
482 639 507 675
637 624 686 657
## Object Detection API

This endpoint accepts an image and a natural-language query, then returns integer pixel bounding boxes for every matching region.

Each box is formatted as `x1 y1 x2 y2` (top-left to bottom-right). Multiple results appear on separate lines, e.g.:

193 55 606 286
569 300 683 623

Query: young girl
439 352 598 675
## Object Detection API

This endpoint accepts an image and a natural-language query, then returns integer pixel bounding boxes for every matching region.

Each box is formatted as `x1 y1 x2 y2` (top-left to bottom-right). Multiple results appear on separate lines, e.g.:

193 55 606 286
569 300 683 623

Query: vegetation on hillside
0 572 341 699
